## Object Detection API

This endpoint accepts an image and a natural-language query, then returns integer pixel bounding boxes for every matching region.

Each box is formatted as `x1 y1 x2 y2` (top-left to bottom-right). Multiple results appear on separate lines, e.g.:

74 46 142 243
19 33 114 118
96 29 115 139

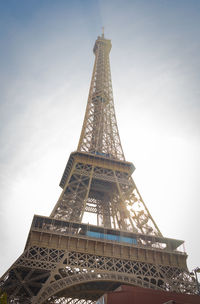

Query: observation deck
27 215 188 271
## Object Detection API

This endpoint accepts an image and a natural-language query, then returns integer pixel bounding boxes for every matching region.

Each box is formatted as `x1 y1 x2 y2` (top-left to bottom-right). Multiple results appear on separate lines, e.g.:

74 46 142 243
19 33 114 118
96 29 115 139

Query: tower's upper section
77 34 125 161
56 33 162 238
93 34 112 55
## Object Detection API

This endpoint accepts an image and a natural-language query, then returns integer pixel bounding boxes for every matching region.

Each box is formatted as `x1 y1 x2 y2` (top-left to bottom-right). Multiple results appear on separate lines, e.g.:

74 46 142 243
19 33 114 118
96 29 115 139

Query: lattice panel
52 163 93 221
118 179 162 236
47 298 95 304
32 250 196 304
0 246 67 303
15 246 65 271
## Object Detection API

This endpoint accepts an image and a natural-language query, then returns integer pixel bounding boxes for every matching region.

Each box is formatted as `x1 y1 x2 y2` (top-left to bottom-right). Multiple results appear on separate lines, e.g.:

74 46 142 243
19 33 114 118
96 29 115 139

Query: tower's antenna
102 26 104 38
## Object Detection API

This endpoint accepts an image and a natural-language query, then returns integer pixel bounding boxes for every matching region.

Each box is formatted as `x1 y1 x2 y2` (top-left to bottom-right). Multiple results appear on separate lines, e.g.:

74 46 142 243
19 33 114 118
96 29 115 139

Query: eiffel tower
0 32 197 303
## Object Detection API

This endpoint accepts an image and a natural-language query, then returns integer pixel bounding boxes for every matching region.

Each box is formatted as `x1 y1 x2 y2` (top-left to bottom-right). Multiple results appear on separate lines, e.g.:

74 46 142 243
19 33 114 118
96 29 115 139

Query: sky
0 0 200 280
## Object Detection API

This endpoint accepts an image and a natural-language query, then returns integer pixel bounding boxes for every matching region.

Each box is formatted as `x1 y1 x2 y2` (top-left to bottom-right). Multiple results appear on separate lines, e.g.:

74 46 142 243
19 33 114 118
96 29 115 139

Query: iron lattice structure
0 33 197 303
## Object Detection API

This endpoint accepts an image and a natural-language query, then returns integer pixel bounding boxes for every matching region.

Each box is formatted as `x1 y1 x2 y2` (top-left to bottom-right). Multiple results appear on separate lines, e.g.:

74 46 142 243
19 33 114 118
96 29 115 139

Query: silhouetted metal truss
0 33 198 303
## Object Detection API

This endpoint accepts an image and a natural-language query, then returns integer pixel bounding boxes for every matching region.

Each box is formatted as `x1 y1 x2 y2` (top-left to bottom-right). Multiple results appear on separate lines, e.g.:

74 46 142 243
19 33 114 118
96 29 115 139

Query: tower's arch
34 271 162 304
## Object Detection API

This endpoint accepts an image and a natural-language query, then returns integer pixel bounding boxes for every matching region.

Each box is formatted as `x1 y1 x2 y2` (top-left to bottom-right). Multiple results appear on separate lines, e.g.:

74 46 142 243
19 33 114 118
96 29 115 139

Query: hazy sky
0 0 200 279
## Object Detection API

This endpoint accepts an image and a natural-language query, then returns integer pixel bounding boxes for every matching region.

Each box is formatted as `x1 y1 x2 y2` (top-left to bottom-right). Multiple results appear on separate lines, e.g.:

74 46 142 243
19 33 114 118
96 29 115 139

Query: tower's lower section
0 215 197 303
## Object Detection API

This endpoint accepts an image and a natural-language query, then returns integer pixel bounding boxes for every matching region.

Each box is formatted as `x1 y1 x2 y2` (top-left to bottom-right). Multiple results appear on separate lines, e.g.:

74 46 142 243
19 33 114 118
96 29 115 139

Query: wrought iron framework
0 33 197 303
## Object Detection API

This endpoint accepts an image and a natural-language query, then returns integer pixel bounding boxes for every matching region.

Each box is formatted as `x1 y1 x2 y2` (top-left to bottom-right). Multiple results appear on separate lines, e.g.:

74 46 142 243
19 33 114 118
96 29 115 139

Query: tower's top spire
102 26 104 38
